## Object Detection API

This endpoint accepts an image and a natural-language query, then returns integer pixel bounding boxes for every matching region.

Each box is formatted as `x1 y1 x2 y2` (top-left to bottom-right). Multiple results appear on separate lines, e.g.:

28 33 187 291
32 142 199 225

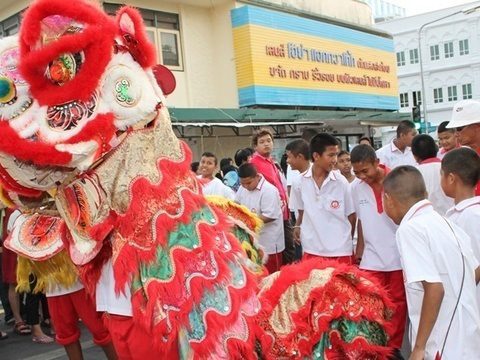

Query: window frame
459 39 469 56
433 87 443 103
447 85 457 102
444 41 454 58
409 48 419 64
462 83 473 99
396 51 406 67
412 90 422 106
430 44 440 61
399 92 409 108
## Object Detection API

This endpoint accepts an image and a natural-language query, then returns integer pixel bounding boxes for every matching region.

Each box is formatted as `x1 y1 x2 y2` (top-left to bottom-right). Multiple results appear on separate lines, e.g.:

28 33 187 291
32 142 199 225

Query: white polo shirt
198 176 235 200
291 168 354 257
286 165 300 212
235 176 285 255
352 180 401 271
416 160 454 216
396 200 480 359
446 196 480 308
376 140 417 169
96 258 133 316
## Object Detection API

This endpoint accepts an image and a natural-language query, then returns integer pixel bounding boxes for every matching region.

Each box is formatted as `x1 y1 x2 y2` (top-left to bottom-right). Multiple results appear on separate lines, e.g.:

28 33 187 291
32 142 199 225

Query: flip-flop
0 331 8 340
32 334 54 344
14 321 32 335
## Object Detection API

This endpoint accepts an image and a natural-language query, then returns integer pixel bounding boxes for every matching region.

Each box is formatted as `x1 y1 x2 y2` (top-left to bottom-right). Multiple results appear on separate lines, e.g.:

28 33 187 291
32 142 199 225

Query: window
459 39 469 55
0 12 21 37
430 45 440 60
400 92 409 108
462 83 473 99
396 51 406 66
409 48 419 64
412 90 422 106
433 88 443 103
444 42 454 58
104 3 183 70
447 86 457 102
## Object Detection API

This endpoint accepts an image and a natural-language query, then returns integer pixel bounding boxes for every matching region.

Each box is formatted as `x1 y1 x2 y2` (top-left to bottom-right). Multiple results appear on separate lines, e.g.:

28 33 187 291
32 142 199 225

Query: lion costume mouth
46 91 98 131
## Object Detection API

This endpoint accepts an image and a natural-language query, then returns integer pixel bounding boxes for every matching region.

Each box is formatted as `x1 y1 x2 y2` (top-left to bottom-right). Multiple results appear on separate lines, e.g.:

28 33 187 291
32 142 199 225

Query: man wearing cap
448 100 480 195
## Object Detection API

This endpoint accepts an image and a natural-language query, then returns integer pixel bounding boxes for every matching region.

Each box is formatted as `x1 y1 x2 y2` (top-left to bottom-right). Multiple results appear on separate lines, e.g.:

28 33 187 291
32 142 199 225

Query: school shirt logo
330 200 340 209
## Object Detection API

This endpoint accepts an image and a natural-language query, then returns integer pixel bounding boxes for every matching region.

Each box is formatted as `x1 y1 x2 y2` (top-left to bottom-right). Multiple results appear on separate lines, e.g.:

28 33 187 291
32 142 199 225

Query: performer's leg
265 252 283 274
47 293 82 356
71 289 116 360
64 341 84 360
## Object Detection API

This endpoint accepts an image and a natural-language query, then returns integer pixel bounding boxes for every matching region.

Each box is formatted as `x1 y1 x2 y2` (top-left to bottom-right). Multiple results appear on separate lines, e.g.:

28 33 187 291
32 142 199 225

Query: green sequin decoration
115 79 135 105
137 206 216 284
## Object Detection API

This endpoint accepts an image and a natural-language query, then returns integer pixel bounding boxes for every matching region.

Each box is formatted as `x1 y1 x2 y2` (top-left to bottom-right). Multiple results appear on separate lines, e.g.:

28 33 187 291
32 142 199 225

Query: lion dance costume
0 0 395 358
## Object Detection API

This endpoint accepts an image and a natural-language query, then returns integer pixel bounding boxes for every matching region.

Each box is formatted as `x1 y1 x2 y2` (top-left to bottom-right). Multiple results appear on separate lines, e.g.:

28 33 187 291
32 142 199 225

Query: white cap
447 99 480 128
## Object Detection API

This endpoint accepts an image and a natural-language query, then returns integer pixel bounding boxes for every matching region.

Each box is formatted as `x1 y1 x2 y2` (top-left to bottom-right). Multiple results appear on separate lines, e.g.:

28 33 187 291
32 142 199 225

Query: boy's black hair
201 151 218 165
285 139 310 160
384 165 427 203
238 163 258 178
301 128 319 142
350 144 377 164
338 150 350 158
234 148 253 167
396 120 415 138
359 136 372 145
411 134 438 161
437 121 454 134
219 158 232 171
310 133 339 158
190 161 199 173
442 147 480 187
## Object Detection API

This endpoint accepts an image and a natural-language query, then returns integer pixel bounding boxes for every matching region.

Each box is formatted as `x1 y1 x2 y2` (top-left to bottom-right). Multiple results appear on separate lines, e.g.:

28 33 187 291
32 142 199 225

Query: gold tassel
16 250 79 294
205 195 263 233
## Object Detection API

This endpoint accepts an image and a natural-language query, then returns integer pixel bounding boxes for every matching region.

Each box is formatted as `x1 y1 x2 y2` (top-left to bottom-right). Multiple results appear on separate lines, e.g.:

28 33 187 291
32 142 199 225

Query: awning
168 108 411 127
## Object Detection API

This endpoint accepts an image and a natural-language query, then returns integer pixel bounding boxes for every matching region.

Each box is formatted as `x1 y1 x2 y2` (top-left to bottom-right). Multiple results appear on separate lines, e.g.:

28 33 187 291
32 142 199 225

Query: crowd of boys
194 99 480 359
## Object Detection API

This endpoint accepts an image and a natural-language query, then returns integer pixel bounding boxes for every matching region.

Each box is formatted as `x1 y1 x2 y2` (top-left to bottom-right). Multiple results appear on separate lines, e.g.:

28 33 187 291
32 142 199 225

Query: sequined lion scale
0 0 395 358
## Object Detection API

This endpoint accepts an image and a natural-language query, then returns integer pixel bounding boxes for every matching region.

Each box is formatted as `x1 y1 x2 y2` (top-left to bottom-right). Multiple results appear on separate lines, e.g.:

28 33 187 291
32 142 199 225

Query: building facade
0 0 407 160
376 2 480 129
364 0 406 22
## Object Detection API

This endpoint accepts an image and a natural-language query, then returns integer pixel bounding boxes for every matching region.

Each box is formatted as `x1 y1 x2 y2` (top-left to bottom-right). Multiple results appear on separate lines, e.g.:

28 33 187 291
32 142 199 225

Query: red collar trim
369 164 390 214
420 157 441 164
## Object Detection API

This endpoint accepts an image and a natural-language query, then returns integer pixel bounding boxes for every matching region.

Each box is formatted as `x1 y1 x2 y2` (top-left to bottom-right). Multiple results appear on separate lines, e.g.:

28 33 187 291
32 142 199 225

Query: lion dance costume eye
0 0 396 359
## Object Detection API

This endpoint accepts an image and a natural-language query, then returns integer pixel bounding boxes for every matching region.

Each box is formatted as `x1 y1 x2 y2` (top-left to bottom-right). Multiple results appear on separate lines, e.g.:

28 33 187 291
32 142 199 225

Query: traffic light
412 106 421 131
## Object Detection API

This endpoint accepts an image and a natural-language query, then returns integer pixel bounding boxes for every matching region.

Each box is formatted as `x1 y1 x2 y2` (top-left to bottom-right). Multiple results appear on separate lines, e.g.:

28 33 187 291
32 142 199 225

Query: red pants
103 313 167 360
302 253 354 265
265 252 283 274
365 270 407 349
48 289 111 346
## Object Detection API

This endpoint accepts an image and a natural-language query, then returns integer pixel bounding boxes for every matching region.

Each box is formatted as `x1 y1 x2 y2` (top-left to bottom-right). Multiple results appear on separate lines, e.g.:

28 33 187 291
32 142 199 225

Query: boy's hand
409 348 425 360
293 226 301 244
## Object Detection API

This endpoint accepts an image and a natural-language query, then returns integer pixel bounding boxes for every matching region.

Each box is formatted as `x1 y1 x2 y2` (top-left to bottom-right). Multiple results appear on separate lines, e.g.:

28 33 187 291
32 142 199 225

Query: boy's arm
410 281 445 360
475 266 480 285
348 213 356 238
355 220 364 264
293 210 304 244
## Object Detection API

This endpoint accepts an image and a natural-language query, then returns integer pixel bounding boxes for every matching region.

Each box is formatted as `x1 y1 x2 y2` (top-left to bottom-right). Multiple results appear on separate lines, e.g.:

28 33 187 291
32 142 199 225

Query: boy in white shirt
376 120 417 169
383 166 480 360
291 133 355 264
285 139 311 260
350 145 406 355
411 134 453 215
236 163 285 274
441 147 480 308
197 152 235 200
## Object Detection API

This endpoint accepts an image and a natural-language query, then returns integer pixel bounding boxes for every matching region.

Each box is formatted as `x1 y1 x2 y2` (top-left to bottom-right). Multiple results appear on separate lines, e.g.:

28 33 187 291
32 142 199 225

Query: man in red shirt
448 100 480 195
250 128 295 264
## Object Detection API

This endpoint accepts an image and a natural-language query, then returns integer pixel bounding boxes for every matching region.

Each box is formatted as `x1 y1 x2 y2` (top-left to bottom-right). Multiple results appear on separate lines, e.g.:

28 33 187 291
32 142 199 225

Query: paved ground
0 308 410 359
0 313 105 360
